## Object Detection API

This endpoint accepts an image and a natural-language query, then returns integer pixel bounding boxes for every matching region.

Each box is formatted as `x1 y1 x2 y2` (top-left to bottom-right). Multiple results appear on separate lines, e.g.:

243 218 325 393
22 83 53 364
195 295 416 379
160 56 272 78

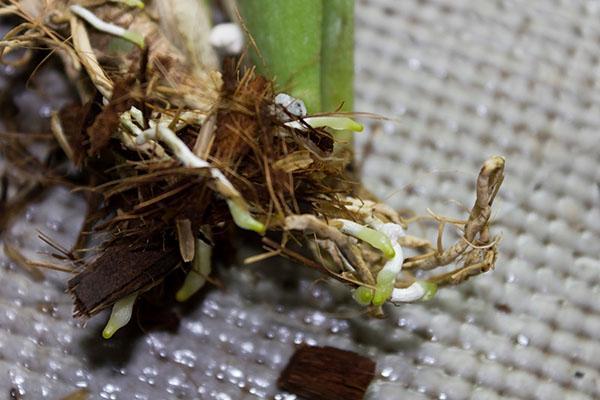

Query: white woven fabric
1 1 600 399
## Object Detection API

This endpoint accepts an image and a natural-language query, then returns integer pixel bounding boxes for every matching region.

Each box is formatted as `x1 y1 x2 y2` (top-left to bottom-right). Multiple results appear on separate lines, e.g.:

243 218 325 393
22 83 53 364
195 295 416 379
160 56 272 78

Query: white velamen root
70 5 145 48
390 281 438 303
120 110 265 233
368 217 406 306
348 217 418 306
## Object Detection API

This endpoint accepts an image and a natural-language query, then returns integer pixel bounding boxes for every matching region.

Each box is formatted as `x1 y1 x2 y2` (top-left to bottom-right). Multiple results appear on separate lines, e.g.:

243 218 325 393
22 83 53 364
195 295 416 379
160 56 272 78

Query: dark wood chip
278 345 376 400
67 245 180 318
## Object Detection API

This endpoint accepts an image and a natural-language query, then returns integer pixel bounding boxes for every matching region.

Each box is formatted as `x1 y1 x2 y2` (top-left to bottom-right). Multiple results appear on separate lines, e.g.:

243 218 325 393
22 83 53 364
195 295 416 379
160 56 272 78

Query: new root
283 156 505 311
119 108 265 234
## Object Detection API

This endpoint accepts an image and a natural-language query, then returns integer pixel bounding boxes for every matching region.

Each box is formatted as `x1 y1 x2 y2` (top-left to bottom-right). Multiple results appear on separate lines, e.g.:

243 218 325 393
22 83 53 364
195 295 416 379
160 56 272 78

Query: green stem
238 0 323 113
238 1 355 118
321 0 354 113
321 0 354 150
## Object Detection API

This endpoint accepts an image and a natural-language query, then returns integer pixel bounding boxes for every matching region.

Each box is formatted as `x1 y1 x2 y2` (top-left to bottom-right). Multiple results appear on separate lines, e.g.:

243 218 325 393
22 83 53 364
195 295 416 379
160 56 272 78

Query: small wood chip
278 345 376 400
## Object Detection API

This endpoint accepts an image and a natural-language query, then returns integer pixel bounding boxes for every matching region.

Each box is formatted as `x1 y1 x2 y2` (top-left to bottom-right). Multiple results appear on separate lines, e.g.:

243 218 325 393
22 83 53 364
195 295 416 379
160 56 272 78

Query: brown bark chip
67 245 180 318
278 345 376 400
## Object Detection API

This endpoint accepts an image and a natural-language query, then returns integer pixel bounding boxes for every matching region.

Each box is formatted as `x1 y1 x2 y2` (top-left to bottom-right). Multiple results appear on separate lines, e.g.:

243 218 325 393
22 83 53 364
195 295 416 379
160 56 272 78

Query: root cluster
0 0 505 322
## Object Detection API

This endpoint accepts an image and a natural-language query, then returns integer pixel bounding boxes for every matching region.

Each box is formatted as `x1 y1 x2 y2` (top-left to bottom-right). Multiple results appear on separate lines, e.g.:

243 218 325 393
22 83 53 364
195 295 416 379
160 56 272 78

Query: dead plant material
87 76 138 155
0 0 506 326
402 156 505 286
4 242 45 281
53 94 100 165
176 218 195 262
67 245 180 318
285 214 376 286
278 345 376 400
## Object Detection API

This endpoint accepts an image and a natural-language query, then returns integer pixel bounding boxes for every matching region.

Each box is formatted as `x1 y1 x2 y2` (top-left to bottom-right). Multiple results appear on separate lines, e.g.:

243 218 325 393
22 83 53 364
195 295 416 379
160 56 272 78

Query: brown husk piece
278 345 375 400
1 0 505 322
67 245 180 318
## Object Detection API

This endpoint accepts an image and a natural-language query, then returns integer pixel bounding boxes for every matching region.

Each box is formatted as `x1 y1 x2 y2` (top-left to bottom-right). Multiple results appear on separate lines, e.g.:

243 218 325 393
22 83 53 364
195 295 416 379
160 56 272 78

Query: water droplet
476 104 488 116
422 355 436 365
516 333 530 346
39 104 53 118
45 218 62 232
408 58 421 70
381 367 394 378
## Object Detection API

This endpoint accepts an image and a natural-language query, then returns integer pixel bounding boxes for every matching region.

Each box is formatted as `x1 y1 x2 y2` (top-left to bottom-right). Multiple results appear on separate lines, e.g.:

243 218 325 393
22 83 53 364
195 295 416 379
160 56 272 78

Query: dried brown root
401 156 505 285
277 156 504 309
284 214 376 286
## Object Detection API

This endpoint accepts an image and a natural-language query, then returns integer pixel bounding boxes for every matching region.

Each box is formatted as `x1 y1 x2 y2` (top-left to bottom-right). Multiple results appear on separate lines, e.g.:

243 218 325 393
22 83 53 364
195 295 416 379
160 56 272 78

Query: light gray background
1 0 600 399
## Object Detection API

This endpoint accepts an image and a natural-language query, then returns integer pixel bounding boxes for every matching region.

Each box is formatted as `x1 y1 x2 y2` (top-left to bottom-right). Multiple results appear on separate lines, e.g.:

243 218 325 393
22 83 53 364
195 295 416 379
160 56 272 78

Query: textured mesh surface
2 0 600 399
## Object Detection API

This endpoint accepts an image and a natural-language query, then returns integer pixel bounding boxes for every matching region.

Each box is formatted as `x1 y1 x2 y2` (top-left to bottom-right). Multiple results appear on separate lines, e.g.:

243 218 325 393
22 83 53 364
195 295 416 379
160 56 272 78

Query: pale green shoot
102 291 138 339
176 239 213 302
335 219 395 259
353 286 374 306
110 0 145 9
227 200 266 234
285 116 363 132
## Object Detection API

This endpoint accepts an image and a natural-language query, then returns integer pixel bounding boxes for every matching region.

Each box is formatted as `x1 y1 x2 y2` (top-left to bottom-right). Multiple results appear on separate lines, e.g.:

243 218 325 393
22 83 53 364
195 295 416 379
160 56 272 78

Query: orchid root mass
0 1 505 338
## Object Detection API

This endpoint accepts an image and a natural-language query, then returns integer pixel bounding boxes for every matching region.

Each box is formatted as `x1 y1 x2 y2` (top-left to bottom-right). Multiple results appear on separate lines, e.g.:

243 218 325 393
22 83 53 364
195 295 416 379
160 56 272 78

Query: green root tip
337 220 395 259
304 116 363 132
175 288 191 303
115 0 145 8
372 275 395 306
122 31 145 48
356 228 395 259
372 285 394 306
353 286 374 306
382 246 395 259
102 292 137 339
175 272 206 302
129 0 145 8
371 258 403 305
419 281 438 301
227 200 266 234
175 290 187 302
347 119 364 132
